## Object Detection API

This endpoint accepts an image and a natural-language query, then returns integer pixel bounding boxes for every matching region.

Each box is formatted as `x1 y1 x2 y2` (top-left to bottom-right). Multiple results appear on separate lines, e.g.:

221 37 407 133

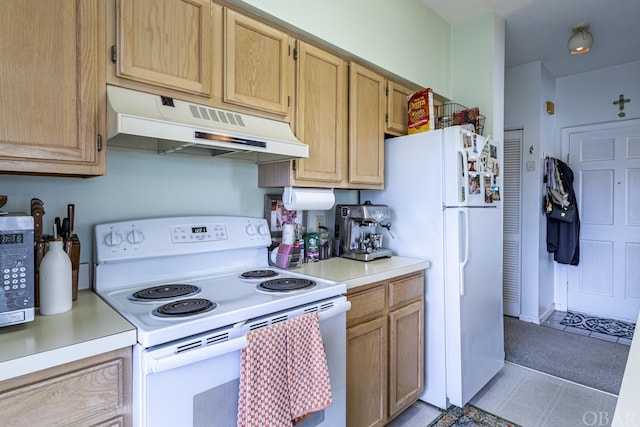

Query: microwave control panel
0 214 35 327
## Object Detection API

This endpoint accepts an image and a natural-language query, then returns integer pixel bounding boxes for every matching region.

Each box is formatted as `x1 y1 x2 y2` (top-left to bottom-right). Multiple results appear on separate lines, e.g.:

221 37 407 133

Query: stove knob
245 224 257 236
257 223 269 236
104 231 122 247
127 229 144 244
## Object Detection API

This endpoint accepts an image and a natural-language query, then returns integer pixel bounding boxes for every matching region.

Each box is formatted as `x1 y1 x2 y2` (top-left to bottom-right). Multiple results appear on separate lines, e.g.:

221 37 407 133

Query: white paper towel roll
283 187 335 211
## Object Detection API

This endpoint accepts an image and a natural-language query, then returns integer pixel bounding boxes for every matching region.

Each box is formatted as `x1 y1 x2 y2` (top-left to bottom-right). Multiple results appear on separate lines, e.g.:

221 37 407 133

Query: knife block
34 235 80 306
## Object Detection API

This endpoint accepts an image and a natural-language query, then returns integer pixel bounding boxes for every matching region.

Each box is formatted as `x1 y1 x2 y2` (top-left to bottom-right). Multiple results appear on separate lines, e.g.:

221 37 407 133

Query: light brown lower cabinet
0 347 132 427
346 272 425 426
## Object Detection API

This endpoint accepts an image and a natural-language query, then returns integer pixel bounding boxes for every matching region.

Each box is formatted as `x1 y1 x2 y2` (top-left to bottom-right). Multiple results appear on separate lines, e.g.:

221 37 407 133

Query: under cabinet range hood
106 85 308 164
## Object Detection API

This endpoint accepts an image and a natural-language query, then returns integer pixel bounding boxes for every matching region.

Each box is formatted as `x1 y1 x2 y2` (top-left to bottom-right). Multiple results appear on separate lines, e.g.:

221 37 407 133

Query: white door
566 121 640 322
503 130 522 317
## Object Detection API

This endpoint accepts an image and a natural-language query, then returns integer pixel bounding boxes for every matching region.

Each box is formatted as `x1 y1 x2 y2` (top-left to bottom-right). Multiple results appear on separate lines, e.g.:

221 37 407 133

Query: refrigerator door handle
459 209 470 296
457 147 468 204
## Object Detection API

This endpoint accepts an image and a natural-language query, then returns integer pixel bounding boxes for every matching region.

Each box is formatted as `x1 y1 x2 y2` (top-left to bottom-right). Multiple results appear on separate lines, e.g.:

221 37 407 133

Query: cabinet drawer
388 273 424 309
347 284 386 326
0 349 129 427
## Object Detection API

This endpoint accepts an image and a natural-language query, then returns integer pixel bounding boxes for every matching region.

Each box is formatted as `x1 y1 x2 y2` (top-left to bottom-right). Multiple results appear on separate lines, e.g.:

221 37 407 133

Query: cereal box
408 88 434 134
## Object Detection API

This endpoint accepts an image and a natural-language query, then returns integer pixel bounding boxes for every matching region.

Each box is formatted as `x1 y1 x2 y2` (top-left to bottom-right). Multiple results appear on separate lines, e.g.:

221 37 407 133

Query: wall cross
613 94 631 117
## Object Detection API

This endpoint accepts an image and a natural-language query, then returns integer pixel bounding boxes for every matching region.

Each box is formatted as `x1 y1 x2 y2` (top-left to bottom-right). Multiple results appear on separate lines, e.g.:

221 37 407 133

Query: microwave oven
0 214 35 327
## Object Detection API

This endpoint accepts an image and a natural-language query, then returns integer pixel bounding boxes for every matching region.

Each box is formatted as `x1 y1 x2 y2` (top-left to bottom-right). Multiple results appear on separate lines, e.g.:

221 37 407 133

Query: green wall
234 0 452 96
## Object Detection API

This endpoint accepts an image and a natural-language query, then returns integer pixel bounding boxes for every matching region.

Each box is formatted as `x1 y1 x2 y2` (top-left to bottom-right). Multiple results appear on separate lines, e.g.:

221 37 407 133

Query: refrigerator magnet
469 175 481 195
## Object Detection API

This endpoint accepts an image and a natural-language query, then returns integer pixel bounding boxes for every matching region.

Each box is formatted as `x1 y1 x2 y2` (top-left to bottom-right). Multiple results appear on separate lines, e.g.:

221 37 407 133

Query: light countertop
292 256 430 289
0 256 427 383
0 290 136 382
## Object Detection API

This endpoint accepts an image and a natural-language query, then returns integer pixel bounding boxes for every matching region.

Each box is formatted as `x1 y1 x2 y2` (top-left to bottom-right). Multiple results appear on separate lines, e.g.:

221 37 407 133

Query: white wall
506 59 640 321
505 62 541 322
504 61 556 322
556 60 640 131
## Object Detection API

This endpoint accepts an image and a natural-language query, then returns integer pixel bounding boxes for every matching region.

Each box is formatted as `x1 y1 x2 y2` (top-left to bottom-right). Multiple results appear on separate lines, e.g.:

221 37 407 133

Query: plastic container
39 238 72 315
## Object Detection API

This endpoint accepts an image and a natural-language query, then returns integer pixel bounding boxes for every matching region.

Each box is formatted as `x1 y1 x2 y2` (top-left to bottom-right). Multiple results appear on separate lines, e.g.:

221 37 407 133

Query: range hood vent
106 85 308 164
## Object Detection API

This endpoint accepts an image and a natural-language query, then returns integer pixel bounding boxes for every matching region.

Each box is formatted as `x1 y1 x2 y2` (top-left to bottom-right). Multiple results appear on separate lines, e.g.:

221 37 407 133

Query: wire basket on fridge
435 103 485 135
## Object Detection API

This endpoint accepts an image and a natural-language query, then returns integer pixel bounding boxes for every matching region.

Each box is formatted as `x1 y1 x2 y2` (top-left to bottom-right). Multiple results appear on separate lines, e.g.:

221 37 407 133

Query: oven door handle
147 299 351 374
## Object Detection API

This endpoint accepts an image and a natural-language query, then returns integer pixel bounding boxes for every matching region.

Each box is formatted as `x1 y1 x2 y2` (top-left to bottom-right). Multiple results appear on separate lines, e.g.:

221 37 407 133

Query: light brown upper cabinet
0 0 106 176
222 8 292 118
258 41 347 187
385 80 414 136
259 59 386 189
113 0 213 97
292 41 348 183
349 62 385 187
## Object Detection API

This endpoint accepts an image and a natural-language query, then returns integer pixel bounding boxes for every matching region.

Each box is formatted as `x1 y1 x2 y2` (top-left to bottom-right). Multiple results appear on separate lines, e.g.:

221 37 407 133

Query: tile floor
387 362 619 427
542 311 633 346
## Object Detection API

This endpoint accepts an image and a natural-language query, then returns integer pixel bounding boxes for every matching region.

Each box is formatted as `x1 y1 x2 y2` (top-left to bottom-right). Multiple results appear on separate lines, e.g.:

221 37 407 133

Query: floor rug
427 404 521 427
504 315 629 394
560 311 635 339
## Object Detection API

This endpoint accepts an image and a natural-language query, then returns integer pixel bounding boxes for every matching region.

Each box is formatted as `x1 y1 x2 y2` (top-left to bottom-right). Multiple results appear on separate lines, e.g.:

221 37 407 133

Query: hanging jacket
546 159 580 265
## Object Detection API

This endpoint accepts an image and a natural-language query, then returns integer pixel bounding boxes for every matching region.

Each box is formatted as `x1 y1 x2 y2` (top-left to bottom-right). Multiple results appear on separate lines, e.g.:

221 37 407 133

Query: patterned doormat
427 404 521 427
560 311 635 339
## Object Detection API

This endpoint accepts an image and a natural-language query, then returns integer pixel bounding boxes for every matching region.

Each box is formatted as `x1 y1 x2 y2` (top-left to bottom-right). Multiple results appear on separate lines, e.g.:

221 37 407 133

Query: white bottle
39 239 72 315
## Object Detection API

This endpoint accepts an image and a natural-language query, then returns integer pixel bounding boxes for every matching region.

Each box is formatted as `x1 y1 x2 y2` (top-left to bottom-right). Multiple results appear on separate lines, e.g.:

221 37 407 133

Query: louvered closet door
503 130 523 316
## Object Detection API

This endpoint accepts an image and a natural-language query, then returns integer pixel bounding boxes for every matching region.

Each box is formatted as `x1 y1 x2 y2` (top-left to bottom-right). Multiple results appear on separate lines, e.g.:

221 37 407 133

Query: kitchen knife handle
67 204 75 235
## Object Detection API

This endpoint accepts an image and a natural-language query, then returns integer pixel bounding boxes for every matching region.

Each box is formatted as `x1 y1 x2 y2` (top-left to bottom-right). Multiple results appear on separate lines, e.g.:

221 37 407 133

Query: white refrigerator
361 126 505 409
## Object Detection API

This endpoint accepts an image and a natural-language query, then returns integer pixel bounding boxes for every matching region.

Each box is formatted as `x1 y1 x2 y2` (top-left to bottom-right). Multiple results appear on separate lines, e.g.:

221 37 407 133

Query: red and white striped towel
287 313 332 423
237 313 332 427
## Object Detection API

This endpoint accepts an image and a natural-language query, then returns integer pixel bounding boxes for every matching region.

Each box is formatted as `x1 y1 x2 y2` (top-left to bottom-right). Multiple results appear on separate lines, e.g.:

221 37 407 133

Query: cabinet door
294 41 348 183
224 9 291 117
388 299 424 417
0 0 105 176
115 0 212 96
349 62 385 186
347 317 388 427
386 80 414 136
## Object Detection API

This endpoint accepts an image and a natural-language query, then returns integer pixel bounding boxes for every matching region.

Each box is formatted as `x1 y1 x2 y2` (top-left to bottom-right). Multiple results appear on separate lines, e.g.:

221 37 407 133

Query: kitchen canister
39 238 73 315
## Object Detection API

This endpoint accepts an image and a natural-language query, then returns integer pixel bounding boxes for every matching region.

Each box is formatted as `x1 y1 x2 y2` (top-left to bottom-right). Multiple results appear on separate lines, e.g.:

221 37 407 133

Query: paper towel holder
283 186 335 211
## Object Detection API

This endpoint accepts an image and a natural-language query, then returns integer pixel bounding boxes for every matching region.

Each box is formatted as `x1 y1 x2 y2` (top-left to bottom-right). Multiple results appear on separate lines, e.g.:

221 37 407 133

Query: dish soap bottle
39 238 72 315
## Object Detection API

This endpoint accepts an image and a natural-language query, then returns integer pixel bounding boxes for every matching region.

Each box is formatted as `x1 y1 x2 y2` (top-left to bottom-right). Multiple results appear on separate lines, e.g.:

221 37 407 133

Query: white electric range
94 215 349 427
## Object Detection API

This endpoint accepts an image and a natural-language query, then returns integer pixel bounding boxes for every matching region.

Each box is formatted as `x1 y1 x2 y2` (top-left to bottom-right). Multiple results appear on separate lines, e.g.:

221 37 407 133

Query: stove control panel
170 223 228 243
95 216 272 263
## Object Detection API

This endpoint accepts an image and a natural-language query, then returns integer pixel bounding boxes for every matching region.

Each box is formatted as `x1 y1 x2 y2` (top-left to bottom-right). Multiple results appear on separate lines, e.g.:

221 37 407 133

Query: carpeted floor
427 404 521 427
504 315 629 394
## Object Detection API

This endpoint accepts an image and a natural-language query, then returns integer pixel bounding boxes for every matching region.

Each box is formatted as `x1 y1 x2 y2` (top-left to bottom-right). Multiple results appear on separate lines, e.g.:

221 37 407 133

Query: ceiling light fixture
568 23 593 55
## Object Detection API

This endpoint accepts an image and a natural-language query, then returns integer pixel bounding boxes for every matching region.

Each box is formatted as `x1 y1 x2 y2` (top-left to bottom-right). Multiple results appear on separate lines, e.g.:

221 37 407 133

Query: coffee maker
335 201 393 261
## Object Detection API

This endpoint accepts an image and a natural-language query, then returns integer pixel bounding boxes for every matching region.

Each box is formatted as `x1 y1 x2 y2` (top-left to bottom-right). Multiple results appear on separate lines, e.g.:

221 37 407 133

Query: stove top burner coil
130 284 201 301
240 269 278 279
258 278 316 292
152 298 217 317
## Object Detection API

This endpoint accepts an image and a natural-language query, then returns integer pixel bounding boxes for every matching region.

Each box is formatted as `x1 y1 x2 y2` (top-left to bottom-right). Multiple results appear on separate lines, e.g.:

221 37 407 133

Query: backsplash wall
2 146 357 266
